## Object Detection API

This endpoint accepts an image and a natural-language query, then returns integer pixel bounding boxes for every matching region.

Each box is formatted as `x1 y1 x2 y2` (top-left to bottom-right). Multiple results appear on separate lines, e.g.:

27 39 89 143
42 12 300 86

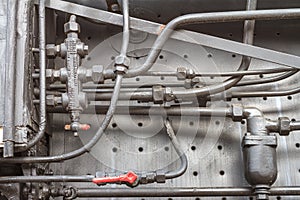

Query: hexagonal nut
46 95 56 106
115 55 130 67
64 16 80 34
91 65 104 83
278 117 290 136
177 67 187 80
152 85 164 104
155 170 166 183
46 44 59 58
232 104 244 122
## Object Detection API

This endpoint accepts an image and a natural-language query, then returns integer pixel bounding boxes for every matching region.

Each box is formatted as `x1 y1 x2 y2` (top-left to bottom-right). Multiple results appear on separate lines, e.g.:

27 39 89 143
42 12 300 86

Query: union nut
177 67 195 80
278 117 290 136
231 104 244 122
114 55 130 73
46 44 60 58
91 65 105 83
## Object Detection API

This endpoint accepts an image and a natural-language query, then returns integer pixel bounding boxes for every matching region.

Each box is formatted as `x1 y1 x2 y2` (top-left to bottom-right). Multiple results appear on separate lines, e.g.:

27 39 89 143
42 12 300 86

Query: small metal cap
64 15 80 34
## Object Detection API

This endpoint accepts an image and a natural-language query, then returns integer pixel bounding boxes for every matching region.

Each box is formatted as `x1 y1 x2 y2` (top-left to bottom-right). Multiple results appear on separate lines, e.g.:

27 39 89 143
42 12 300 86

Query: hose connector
114 55 130 74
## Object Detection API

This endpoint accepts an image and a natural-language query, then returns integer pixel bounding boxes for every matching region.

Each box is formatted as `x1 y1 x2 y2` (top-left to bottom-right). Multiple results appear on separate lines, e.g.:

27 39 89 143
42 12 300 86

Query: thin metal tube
171 0 256 98
0 74 123 163
16 0 47 152
63 187 300 197
194 67 293 77
164 120 188 179
3 0 18 157
230 86 300 98
125 0 261 78
119 0 129 57
235 70 298 87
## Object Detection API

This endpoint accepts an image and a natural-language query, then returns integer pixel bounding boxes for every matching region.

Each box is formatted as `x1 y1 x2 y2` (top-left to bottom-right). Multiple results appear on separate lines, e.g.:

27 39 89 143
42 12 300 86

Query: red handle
92 171 138 185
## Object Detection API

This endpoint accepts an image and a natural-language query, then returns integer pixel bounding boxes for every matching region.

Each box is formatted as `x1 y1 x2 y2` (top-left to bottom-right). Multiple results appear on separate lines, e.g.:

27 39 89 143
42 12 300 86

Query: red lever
92 171 138 185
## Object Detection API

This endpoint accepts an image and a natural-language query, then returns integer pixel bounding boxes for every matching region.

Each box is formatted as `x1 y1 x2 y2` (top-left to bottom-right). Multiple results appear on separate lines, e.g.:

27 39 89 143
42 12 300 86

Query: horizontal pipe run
46 106 232 117
65 187 300 197
0 175 94 183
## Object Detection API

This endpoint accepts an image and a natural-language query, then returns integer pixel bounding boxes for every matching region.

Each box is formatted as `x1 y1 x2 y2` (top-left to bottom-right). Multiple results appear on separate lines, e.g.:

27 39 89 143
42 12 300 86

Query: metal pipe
56 187 300 197
3 0 18 157
170 0 257 98
16 0 47 152
230 86 300 98
125 0 261 78
164 119 187 179
0 74 123 163
291 121 300 131
0 175 94 183
119 0 129 57
47 105 232 117
0 0 130 163
235 70 298 87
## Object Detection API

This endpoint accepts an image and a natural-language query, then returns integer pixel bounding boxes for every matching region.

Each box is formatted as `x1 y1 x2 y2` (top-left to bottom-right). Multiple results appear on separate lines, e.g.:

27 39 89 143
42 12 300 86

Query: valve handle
92 171 138 186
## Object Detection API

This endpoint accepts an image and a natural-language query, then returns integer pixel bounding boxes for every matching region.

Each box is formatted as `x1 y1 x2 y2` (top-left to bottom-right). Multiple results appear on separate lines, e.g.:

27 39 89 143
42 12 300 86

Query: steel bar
34 0 300 69
47 105 232 117
68 187 300 197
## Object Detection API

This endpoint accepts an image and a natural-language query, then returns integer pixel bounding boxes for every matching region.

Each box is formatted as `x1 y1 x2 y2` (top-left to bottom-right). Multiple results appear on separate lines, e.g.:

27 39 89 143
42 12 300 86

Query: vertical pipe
18 0 47 151
3 0 18 157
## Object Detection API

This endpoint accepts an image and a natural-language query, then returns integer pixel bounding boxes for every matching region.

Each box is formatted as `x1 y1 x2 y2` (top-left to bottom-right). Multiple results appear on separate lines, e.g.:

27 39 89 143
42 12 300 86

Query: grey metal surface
47 1 300 198
0 0 300 199
36 0 300 69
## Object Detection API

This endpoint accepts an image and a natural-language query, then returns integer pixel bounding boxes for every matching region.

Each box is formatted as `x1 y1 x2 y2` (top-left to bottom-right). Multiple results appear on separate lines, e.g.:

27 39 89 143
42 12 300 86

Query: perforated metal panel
47 0 300 199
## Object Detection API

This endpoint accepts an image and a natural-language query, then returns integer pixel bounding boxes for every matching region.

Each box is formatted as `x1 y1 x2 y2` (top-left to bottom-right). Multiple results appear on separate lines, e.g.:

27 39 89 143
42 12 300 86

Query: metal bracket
34 0 300 69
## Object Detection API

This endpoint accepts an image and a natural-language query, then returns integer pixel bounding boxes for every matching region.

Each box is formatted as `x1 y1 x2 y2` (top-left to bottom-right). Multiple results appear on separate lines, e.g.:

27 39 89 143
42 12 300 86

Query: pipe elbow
243 107 263 118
